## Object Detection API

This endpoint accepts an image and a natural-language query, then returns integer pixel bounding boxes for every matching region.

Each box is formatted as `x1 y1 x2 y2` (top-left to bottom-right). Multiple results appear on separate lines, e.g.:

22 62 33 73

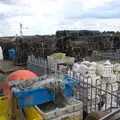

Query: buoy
3 70 37 96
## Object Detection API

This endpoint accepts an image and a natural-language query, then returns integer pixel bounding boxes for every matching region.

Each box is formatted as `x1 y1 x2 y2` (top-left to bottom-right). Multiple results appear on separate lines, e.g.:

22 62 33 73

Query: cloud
0 0 17 5
82 0 120 19
0 0 28 6
64 0 120 19
0 0 120 36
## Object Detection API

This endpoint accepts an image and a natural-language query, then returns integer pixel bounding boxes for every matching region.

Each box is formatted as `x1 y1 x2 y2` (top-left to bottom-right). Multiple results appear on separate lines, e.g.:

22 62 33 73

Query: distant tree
115 31 120 35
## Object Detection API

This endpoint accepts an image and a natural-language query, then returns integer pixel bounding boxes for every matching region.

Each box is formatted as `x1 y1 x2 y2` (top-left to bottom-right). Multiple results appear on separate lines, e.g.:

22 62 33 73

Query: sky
0 0 120 36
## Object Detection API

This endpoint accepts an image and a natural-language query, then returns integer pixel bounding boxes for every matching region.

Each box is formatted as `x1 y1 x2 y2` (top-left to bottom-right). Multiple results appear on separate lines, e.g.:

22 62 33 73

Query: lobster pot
74 81 89 103
47 57 57 72
66 57 75 65
97 82 118 95
112 83 119 92
87 86 100 100
87 97 100 112
27 55 47 76
47 56 65 72
36 98 83 120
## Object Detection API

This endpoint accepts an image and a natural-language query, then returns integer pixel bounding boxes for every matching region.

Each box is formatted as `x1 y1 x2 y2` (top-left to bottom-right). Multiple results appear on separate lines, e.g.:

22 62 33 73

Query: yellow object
0 96 10 114
49 53 66 59
0 96 19 120
64 117 81 120
0 96 11 114
0 116 8 120
23 107 43 120
0 96 11 120
0 115 8 120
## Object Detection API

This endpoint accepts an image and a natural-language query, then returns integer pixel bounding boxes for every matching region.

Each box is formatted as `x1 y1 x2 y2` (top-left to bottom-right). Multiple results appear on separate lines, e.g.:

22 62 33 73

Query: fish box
13 88 55 108
35 98 83 120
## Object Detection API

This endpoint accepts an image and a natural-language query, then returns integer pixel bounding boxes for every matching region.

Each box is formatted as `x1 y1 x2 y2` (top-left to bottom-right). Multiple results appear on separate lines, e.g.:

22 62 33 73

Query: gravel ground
0 60 25 89
0 60 25 74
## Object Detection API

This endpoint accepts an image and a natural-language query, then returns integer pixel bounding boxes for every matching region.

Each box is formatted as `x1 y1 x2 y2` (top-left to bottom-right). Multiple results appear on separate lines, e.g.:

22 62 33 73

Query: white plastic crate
66 57 75 65
35 98 83 120
52 111 82 120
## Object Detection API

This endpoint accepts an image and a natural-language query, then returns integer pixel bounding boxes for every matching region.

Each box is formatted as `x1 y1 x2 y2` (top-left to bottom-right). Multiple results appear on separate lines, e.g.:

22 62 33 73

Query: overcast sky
0 0 120 36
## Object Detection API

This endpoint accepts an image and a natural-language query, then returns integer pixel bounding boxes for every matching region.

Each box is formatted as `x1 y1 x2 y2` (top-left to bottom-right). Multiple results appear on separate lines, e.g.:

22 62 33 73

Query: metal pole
99 108 120 120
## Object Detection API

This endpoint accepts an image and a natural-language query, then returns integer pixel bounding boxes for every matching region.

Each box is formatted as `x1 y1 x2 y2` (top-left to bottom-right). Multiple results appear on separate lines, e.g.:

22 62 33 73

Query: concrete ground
0 60 25 89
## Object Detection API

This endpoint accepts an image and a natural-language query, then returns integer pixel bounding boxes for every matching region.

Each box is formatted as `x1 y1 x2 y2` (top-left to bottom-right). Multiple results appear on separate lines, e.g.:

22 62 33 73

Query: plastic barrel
8 49 15 59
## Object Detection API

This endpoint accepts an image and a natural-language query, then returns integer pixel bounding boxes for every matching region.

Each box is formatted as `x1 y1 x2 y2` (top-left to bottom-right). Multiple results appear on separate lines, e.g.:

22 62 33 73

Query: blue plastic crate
13 88 55 108
11 77 77 108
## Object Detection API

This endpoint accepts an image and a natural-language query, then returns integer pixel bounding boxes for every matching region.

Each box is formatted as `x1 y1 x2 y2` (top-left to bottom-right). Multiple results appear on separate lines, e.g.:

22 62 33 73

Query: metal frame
27 55 120 119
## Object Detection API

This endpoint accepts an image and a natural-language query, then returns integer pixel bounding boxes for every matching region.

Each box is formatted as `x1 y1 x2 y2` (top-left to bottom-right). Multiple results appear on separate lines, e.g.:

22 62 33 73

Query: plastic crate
13 88 55 108
36 98 83 120
46 111 82 120
11 76 77 108
23 107 43 120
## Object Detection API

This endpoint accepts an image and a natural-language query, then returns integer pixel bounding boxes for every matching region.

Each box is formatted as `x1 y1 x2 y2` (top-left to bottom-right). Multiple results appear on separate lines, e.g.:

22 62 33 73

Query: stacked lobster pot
68 60 120 113
15 35 56 66
27 55 47 76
